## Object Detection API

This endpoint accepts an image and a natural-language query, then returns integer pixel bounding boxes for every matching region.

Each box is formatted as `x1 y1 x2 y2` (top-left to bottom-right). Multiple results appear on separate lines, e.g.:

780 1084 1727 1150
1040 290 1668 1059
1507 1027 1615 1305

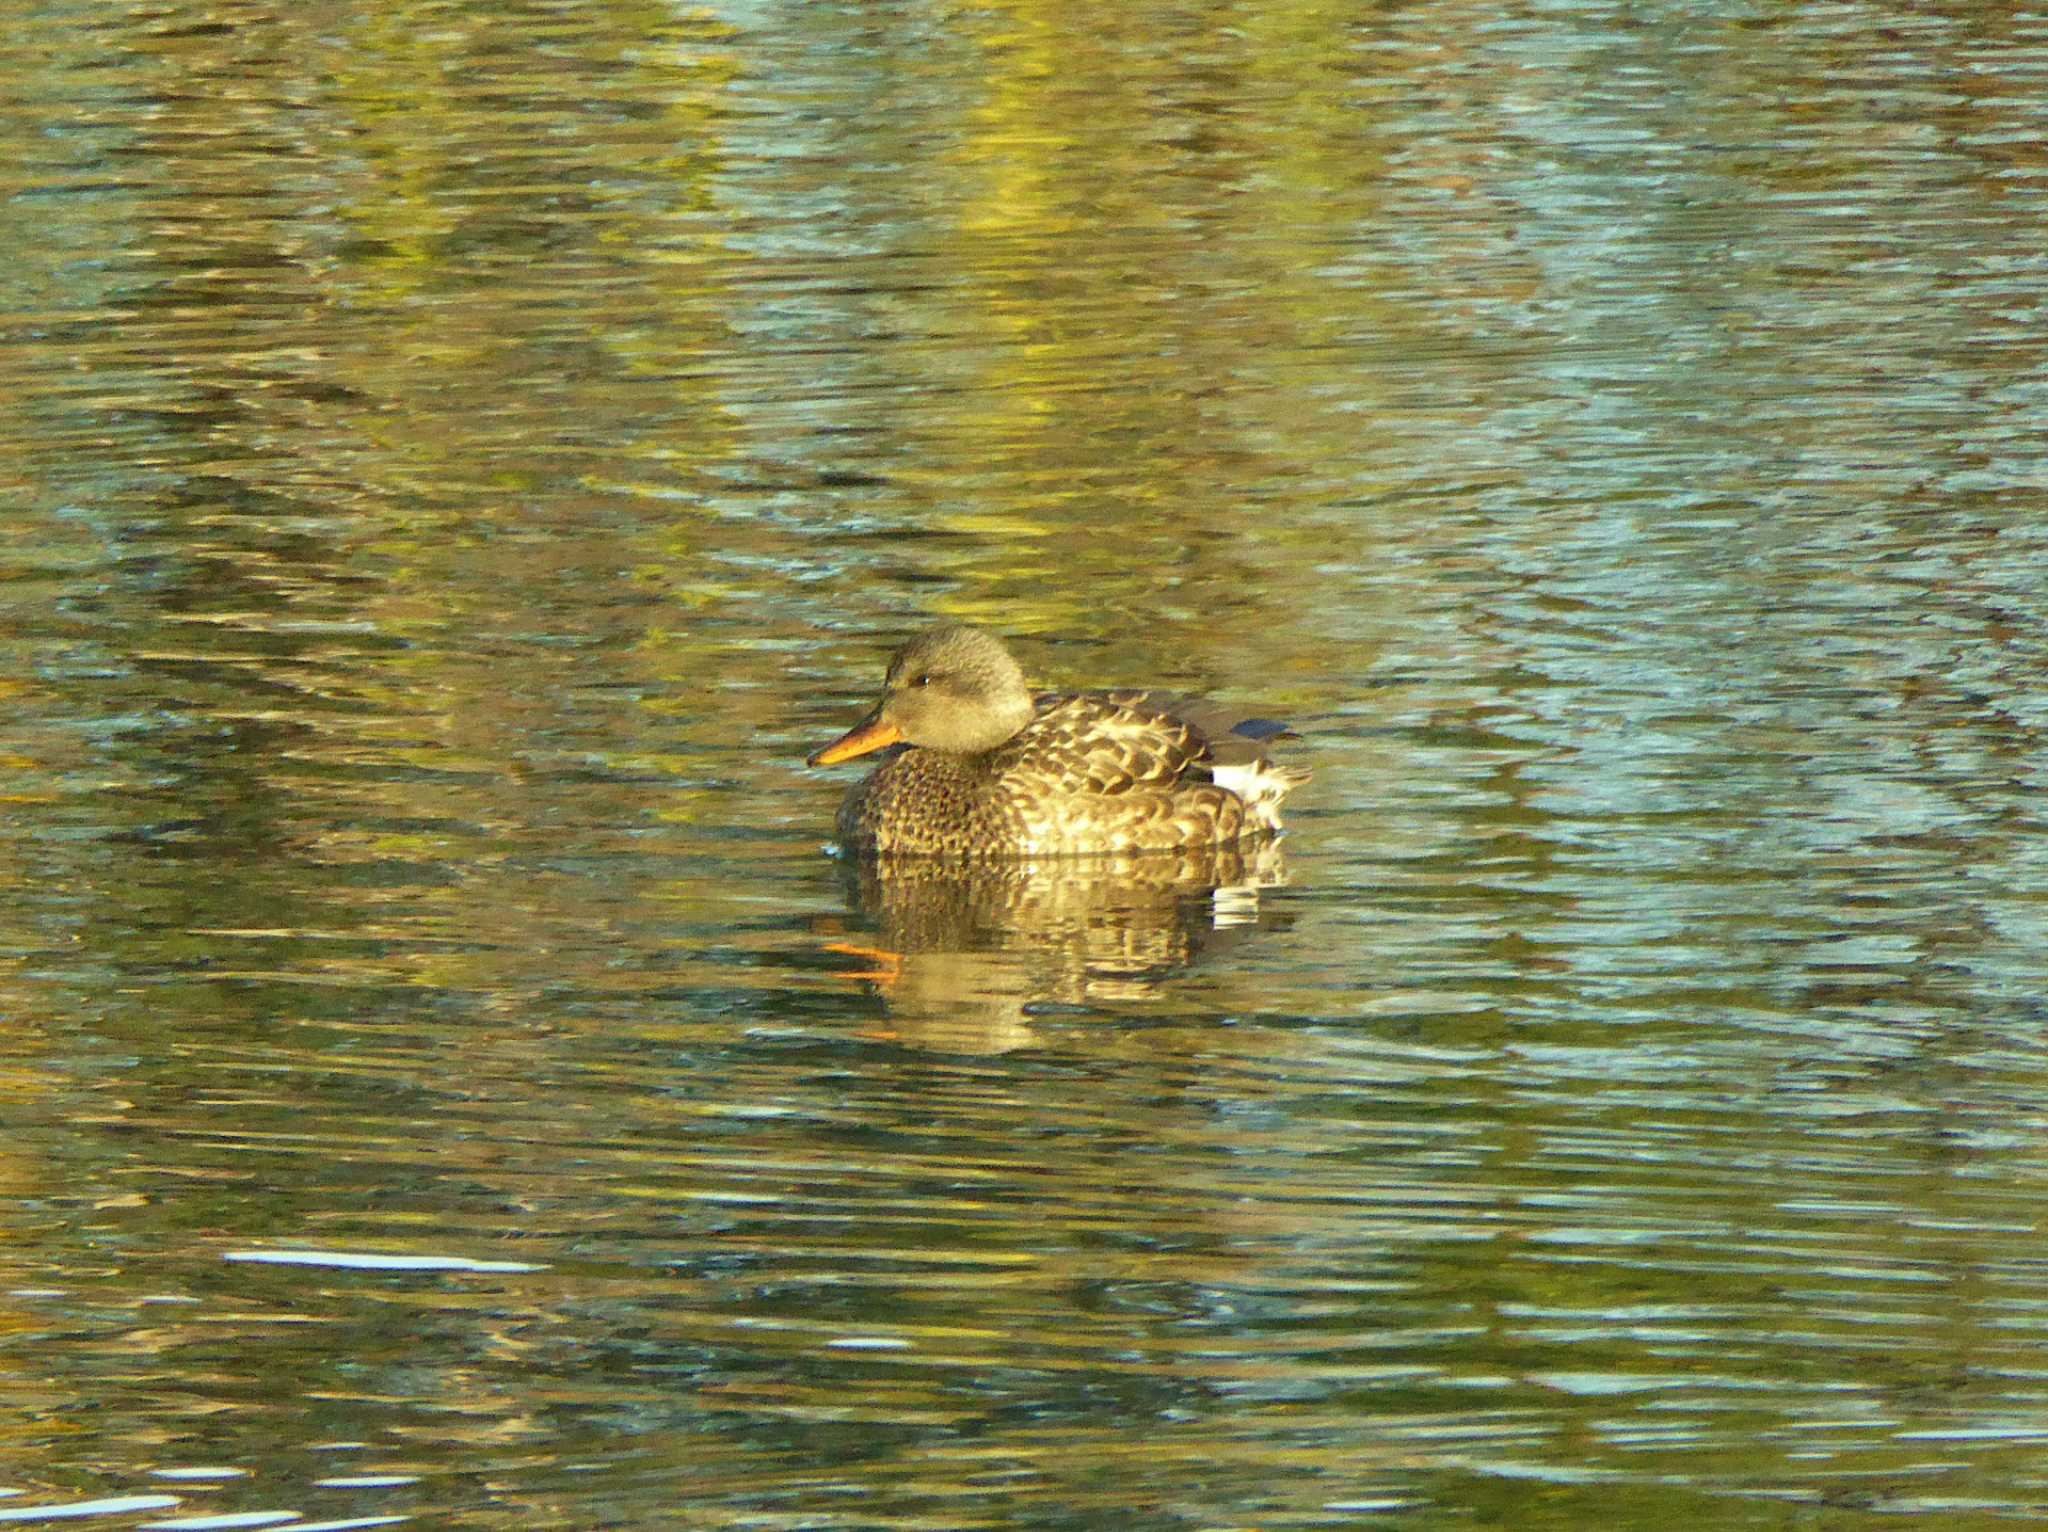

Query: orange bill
807 713 903 766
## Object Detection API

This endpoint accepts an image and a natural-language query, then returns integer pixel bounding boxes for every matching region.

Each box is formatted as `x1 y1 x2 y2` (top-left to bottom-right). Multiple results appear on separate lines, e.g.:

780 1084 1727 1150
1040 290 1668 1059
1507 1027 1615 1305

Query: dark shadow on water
814 840 1295 1052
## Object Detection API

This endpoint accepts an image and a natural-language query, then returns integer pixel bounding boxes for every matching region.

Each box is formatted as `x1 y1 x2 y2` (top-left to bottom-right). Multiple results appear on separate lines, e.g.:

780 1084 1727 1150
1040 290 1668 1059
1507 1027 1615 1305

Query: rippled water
3 0 2047 1526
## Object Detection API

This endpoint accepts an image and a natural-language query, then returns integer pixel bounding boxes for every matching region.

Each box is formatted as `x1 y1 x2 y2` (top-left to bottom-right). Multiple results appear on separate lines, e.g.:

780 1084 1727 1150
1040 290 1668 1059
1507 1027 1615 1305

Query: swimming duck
807 625 1310 857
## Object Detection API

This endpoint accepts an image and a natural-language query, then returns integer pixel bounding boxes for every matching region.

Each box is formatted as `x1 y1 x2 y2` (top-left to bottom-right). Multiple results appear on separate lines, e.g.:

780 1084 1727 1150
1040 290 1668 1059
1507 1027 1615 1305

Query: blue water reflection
0 0 2045 1527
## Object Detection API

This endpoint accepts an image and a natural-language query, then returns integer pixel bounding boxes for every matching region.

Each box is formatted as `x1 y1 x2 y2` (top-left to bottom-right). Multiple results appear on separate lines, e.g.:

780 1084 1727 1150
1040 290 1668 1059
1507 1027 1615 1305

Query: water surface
2 1 2047 1526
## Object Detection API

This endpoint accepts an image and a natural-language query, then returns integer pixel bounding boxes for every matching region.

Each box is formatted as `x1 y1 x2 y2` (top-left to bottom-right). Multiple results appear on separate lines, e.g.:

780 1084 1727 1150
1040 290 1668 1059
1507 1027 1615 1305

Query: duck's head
808 625 1036 765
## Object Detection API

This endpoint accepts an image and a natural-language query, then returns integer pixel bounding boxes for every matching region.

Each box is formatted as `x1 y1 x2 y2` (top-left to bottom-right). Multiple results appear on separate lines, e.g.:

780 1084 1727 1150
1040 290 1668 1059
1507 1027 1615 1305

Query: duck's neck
932 691 1035 756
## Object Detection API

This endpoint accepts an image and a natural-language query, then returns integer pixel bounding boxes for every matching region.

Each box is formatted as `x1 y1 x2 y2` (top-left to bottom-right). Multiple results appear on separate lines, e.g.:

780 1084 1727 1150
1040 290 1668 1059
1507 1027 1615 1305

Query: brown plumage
806 625 1310 857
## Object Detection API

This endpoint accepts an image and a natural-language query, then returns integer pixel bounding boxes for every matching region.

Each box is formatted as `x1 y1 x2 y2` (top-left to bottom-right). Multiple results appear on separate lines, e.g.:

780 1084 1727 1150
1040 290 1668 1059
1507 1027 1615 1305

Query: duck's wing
1000 693 1212 796
1094 690 1299 758
1087 690 1313 808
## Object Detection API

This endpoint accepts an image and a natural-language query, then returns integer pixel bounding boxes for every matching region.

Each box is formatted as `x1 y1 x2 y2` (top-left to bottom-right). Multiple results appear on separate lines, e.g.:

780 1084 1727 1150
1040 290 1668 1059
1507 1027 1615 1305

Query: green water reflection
0 0 2045 1527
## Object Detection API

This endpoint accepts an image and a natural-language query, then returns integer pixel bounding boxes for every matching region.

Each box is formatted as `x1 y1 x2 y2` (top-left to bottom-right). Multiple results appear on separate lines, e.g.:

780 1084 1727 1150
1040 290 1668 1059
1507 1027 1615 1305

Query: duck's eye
911 673 933 688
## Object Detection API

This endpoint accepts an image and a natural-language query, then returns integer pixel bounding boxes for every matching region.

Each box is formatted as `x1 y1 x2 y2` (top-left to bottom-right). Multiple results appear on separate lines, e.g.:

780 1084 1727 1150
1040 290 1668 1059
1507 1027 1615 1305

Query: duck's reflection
819 840 1291 1052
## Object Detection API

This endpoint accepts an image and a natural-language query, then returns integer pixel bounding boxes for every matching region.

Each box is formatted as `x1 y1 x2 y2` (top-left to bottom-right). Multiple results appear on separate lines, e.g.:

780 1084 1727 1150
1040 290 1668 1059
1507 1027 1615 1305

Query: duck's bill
807 713 903 766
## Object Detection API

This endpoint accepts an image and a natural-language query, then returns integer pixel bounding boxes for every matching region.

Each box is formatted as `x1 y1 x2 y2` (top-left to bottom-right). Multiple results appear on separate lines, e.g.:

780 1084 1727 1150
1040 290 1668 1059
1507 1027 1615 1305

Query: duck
806 625 1310 857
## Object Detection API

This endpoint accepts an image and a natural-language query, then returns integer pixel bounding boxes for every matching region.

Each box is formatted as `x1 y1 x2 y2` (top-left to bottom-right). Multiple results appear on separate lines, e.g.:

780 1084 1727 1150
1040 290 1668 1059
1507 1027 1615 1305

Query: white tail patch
1210 760 1311 832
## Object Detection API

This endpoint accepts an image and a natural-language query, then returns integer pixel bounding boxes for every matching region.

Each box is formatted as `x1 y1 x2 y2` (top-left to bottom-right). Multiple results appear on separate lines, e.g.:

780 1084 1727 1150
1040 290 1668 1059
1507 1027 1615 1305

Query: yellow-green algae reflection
0 0 2045 1527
